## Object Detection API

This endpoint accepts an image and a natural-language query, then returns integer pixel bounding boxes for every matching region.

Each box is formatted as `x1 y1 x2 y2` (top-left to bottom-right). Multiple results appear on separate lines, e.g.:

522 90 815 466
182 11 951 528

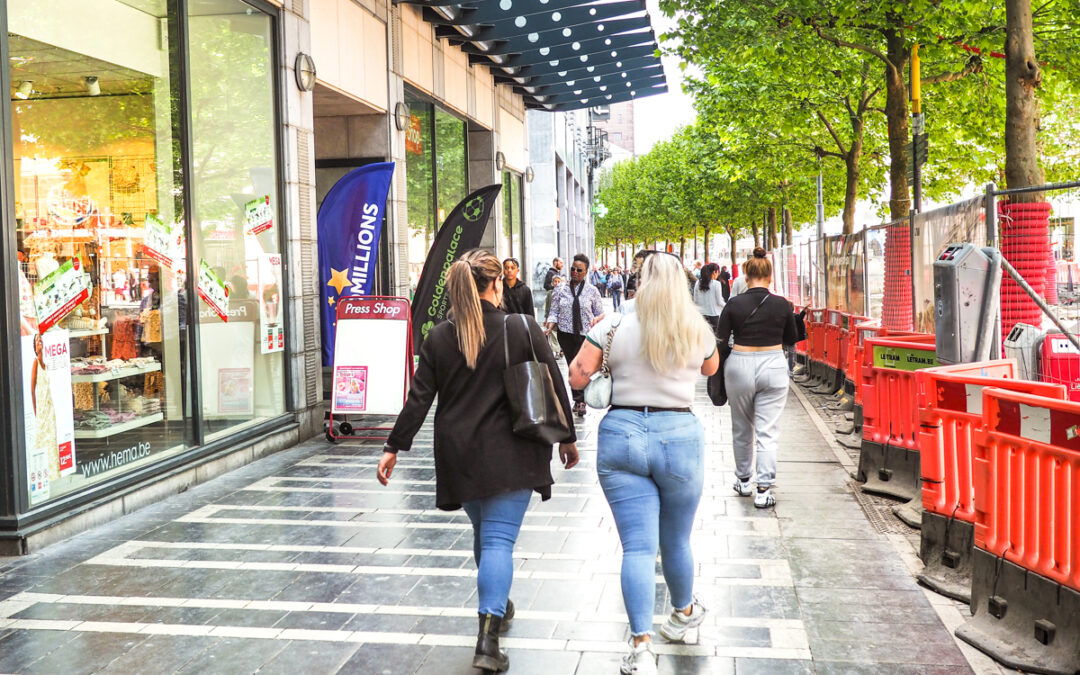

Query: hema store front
0 0 317 553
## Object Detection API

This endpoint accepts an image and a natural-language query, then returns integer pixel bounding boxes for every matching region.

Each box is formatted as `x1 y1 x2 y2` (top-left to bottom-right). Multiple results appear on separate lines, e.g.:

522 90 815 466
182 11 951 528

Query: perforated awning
401 0 668 111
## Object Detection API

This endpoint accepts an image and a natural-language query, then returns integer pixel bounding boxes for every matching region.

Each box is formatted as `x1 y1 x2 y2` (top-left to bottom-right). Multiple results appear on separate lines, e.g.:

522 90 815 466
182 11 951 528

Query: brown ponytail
446 249 502 369
744 247 772 281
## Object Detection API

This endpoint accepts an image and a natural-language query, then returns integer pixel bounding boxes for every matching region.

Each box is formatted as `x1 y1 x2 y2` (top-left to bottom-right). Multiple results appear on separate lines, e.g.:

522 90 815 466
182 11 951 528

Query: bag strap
599 314 623 375
504 314 540 366
743 294 770 328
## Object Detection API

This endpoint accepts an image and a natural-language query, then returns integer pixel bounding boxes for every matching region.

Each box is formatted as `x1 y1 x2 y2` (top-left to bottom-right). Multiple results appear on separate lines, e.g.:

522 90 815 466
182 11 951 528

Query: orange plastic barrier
858 334 937 500
973 388 1080 592
851 322 882 408
809 309 826 367
917 361 1066 521
824 310 843 373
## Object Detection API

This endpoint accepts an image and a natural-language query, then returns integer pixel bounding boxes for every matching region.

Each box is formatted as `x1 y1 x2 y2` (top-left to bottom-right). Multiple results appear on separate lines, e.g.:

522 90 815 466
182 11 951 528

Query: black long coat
387 301 576 510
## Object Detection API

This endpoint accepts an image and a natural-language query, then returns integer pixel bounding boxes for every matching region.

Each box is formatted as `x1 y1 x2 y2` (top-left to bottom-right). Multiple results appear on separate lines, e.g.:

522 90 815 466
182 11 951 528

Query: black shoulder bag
502 314 573 444
708 294 771 407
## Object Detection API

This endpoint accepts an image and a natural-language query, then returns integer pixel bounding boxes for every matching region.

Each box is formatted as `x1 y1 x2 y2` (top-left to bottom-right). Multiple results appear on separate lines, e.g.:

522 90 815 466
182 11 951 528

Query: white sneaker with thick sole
619 640 658 675
658 598 707 642
755 487 775 509
732 478 753 497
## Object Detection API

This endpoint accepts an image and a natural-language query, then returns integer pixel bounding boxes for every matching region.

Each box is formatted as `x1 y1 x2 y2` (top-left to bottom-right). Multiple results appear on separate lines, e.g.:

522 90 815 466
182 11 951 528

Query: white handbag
584 314 623 409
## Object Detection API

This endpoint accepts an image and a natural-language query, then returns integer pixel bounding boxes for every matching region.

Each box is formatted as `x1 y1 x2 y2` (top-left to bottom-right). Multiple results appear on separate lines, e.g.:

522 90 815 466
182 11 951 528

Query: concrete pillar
468 127 498 253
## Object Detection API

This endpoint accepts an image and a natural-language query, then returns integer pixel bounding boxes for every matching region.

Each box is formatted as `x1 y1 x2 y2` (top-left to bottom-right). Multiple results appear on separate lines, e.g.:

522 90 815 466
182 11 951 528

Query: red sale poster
332 366 368 413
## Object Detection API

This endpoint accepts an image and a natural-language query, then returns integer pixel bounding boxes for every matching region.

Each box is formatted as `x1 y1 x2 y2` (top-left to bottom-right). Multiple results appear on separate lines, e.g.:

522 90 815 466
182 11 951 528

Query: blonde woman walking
569 253 719 675
378 249 579 672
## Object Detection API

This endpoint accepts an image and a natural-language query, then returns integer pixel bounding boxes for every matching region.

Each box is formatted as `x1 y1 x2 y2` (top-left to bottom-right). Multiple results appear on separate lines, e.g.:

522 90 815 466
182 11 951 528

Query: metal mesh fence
911 197 986 334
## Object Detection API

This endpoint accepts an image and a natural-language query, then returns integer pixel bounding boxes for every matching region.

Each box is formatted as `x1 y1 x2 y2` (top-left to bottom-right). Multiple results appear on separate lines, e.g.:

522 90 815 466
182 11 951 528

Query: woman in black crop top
716 248 797 509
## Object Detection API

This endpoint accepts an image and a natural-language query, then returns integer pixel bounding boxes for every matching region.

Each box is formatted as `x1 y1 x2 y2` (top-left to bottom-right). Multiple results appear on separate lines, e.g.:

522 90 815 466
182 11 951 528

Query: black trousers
557 331 587 404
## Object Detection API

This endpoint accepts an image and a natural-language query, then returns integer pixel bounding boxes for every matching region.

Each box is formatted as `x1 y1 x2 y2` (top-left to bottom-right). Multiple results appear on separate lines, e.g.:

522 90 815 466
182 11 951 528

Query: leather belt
609 405 692 414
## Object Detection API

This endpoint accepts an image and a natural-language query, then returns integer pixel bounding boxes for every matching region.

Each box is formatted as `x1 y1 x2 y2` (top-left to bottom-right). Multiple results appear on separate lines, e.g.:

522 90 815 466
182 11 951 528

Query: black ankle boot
500 599 514 634
472 613 510 672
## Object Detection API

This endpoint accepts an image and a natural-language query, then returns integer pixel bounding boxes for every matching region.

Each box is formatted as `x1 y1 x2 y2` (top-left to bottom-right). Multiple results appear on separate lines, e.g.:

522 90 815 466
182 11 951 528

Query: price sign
34 258 91 332
245 195 274 236
143 214 180 270
197 259 230 322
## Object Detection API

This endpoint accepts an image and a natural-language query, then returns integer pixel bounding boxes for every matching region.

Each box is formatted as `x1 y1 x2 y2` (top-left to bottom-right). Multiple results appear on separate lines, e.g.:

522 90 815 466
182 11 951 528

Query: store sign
332 365 368 412
405 114 424 155
259 253 285 354
22 329 77 505
34 258 91 332
197 259 230 322
245 195 274 236
142 214 181 270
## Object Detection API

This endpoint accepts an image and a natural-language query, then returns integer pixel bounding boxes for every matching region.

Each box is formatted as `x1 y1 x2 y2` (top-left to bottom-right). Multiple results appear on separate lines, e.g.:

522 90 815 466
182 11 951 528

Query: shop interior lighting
14 81 32 99
85 76 100 96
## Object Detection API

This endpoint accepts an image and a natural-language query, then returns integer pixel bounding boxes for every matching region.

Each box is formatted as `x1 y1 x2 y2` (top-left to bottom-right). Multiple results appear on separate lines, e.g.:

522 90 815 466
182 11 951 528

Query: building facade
0 0 665 552
592 100 636 155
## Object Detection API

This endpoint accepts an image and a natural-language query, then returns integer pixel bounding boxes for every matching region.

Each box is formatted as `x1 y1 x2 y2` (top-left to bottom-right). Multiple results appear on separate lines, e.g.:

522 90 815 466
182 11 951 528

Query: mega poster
22 329 77 505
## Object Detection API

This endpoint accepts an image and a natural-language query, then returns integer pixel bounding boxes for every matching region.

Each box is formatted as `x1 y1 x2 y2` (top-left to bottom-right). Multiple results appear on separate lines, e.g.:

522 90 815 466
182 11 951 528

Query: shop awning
403 0 668 111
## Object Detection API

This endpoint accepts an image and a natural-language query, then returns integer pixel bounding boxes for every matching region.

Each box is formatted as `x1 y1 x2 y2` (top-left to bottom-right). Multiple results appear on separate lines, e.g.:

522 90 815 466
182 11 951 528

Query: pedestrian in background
693 262 725 337
543 257 563 291
609 267 624 310
545 254 604 417
717 247 797 509
590 265 606 297
501 257 534 316
543 275 565 357
378 249 580 673
569 253 718 675
718 265 731 302
730 259 749 297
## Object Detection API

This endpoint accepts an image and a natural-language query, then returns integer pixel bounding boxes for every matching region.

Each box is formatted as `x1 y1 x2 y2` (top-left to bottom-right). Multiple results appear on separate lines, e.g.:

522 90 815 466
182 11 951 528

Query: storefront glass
187 0 285 440
10 0 192 505
405 96 434 291
6 0 285 507
434 108 466 221
501 171 524 261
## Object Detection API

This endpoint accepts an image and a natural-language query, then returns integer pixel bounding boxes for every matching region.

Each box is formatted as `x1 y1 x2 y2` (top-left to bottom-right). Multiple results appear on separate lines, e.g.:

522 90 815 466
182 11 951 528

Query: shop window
187 0 285 440
501 171 524 262
434 108 467 222
9 0 192 504
404 96 434 293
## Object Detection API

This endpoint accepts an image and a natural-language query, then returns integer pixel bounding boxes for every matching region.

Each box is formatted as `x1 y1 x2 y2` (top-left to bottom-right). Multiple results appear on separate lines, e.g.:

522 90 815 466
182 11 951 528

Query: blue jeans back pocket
659 433 703 483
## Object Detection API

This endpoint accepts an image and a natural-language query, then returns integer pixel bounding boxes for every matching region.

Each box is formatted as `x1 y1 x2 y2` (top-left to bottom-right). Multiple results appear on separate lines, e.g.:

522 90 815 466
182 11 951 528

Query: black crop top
716 287 798 356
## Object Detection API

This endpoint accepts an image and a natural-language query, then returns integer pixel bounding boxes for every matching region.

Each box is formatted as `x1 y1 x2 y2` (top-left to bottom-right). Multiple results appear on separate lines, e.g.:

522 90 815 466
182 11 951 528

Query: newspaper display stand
326 296 414 442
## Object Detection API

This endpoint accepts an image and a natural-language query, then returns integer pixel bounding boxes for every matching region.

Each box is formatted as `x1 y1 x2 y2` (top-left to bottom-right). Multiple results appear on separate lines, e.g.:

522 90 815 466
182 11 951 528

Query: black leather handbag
502 314 572 444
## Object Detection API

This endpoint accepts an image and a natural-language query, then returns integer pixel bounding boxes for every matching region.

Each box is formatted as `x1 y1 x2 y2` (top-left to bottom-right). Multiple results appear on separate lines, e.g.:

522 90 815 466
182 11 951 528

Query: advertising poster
258 253 284 354
142 214 181 270
22 329 77 505
218 368 253 415
197 259 230 322
34 258 92 332
245 195 274 235
332 366 369 412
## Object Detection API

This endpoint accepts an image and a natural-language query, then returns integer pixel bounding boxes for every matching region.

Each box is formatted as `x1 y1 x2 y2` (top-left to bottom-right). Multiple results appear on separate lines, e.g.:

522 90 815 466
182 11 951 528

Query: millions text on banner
318 162 395 366
410 183 501 354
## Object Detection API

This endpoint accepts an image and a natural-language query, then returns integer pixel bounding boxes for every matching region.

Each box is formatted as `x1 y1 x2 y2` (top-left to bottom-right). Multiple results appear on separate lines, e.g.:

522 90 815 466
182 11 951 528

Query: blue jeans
462 489 532 617
597 409 705 636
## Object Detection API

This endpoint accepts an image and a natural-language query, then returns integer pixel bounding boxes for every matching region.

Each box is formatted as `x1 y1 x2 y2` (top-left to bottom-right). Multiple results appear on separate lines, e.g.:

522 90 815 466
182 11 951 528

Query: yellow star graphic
327 268 352 295
328 295 335 306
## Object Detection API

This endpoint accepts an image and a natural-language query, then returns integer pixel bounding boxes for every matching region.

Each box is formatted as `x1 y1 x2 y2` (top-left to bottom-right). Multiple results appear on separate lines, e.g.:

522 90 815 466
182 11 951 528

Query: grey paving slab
0 361 992 675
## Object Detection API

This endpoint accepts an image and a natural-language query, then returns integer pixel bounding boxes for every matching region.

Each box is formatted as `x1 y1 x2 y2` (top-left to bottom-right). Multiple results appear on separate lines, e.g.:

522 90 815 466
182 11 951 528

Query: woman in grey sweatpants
716 248 798 508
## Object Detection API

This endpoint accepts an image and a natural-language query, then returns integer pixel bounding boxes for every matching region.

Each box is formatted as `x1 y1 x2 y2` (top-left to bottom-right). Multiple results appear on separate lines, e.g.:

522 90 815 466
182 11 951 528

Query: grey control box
934 243 1001 365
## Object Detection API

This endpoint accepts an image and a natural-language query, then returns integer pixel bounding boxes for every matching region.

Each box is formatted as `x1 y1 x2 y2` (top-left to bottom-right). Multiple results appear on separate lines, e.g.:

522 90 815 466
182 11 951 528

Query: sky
633 0 696 154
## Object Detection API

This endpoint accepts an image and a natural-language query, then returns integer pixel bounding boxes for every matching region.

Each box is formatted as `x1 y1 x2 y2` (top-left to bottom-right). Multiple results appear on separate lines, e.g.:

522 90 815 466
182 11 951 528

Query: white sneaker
658 598 707 642
732 477 753 497
619 640 658 675
755 487 775 509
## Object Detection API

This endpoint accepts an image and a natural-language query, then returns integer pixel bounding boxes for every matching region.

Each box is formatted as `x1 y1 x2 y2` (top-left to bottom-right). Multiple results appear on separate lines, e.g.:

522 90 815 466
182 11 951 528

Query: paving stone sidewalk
0 378 990 674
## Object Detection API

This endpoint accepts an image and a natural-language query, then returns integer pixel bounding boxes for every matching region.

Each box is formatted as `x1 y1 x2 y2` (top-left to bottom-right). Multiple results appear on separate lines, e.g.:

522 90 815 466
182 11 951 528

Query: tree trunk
728 226 737 265
767 207 779 249
783 208 793 247
842 119 865 234
693 225 698 260
703 225 710 262
680 236 686 260
1004 0 1045 199
751 221 760 248
884 28 911 221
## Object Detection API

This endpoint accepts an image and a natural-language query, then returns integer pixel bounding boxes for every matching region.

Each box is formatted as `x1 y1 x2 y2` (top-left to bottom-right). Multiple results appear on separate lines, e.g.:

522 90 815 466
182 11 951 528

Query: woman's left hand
376 451 397 485
559 443 580 469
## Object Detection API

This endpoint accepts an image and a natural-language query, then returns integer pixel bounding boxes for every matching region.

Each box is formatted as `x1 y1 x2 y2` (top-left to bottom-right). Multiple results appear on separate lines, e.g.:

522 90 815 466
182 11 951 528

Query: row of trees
596 0 1080 255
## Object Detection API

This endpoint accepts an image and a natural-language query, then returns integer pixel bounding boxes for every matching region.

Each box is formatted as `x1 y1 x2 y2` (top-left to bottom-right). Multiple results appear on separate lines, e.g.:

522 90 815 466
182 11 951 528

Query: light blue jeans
462 489 532 617
597 409 705 636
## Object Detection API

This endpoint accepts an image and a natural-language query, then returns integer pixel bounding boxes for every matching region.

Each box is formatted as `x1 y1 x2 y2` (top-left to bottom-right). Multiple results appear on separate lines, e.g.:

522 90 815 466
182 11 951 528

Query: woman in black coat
378 249 579 673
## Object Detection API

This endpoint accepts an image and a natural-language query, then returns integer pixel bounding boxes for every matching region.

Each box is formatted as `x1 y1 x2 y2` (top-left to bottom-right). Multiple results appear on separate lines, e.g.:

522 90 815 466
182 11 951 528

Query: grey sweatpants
724 350 789 487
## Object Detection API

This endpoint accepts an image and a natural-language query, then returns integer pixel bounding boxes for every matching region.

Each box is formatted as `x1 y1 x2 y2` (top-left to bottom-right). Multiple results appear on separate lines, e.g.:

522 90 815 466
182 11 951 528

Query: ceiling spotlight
85 76 100 96
15 81 32 99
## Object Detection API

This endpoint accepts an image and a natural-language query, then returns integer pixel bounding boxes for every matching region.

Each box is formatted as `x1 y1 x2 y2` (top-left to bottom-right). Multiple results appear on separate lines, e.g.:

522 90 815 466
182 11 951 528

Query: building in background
591 101 636 155
0 0 666 552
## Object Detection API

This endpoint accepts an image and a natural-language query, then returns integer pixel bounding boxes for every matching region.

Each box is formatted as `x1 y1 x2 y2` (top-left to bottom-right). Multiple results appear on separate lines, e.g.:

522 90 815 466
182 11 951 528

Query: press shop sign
34 258 91 332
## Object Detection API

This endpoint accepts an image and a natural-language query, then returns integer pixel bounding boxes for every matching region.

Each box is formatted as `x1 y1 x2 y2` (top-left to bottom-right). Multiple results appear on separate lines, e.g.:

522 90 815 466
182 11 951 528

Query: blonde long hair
636 254 714 373
446 249 502 369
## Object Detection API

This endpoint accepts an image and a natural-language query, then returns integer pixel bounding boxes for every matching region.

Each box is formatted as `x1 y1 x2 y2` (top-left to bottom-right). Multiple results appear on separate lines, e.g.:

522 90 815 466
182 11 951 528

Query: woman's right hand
376 451 397 486
558 443 580 469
